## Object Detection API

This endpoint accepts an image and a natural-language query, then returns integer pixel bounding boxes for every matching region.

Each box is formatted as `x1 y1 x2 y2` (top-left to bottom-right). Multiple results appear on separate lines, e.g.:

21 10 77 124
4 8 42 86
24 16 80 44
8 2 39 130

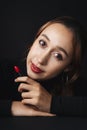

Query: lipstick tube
14 66 22 76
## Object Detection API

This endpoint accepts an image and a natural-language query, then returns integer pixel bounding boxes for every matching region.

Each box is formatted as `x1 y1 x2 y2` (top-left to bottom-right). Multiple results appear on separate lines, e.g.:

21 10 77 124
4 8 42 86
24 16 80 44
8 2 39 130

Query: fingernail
14 79 17 82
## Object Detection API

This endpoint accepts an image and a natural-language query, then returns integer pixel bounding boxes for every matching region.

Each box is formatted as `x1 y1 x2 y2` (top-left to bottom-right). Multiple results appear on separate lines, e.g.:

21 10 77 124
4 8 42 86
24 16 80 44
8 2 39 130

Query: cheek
46 64 61 77
51 66 63 75
27 44 42 65
47 62 69 77
27 45 38 57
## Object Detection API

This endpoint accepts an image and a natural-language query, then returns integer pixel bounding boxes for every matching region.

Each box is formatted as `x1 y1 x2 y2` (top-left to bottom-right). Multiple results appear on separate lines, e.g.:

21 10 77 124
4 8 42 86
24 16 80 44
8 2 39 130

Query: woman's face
27 23 74 80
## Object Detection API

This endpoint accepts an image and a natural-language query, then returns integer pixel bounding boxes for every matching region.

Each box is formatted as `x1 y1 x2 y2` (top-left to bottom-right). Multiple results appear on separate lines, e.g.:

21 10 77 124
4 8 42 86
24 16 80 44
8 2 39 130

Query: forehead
41 23 73 41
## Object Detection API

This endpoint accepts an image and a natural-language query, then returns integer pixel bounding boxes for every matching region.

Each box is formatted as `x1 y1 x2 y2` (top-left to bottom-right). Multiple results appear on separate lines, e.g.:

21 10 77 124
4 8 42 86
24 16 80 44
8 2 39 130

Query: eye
39 40 47 47
54 52 63 60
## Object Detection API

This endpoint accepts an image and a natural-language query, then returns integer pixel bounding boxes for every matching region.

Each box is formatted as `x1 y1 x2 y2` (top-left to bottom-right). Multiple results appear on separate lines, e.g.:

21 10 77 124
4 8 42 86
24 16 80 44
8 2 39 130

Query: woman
1 16 87 116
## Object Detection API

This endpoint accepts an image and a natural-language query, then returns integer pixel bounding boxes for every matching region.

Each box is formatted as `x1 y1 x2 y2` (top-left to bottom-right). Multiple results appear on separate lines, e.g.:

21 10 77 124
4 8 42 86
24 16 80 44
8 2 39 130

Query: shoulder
74 77 87 96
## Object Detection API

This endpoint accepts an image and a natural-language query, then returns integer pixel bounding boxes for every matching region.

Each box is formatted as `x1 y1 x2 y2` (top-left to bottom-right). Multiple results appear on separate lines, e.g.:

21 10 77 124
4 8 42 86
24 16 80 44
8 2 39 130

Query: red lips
31 63 43 73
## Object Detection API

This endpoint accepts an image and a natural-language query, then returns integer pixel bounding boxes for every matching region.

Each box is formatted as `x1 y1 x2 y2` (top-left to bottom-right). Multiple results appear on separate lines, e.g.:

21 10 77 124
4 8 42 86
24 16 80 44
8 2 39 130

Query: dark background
0 0 87 79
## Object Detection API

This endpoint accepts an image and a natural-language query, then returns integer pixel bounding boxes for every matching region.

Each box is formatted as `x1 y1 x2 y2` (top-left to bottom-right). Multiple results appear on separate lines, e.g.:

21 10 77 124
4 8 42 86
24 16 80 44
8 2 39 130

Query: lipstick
14 65 22 76
31 63 43 73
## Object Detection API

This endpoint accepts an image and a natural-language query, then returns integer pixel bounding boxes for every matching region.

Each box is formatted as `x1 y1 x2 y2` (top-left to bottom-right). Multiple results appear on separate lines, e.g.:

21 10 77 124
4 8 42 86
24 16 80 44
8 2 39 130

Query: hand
11 101 55 116
15 76 52 112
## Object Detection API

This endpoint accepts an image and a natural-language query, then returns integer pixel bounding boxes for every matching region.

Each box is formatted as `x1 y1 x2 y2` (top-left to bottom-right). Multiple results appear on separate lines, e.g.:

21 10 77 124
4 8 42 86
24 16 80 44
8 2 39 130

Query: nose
38 51 50 65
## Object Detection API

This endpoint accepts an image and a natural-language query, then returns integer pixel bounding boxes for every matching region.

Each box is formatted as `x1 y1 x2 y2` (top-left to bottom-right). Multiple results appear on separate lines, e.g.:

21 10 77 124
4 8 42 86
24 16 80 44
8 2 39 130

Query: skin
27 23 73 80
11 101 55 116
12 23 74 116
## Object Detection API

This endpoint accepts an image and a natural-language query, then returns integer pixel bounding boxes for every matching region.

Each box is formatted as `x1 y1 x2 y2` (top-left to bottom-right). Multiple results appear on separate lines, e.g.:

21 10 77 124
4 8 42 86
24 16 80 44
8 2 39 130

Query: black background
1 0 87 78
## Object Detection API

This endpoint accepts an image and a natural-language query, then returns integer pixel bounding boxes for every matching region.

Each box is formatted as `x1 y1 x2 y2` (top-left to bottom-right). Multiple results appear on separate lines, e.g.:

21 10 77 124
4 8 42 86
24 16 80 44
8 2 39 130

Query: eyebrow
41 34 50 41
56 46 69 57
41 34 69 57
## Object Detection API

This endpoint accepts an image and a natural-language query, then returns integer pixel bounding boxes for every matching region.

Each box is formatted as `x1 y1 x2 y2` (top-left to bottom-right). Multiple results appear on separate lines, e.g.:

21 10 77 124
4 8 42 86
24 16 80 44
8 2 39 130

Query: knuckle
34 99 38 105
21 93 23 97
36 84 40 91
25 77 29 82
36 92 40 97
18 83 24 91
20 83 24 87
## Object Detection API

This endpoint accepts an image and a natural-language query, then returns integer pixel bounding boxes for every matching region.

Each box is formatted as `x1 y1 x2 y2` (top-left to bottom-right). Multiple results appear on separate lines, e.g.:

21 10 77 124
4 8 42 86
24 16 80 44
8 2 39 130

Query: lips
31 63 43 73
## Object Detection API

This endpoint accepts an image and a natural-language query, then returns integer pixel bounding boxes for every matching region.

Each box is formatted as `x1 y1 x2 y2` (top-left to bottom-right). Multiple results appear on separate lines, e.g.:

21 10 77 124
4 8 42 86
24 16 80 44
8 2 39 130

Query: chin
27 71 38 79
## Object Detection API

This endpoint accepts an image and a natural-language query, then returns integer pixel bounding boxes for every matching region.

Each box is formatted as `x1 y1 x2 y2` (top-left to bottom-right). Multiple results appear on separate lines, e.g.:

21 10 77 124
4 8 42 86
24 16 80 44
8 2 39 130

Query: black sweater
0 60 87 116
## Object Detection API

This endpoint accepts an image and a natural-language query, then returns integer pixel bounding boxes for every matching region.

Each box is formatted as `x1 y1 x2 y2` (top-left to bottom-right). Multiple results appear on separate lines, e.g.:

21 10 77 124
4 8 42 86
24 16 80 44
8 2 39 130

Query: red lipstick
14 66 22 76
31 63 43 73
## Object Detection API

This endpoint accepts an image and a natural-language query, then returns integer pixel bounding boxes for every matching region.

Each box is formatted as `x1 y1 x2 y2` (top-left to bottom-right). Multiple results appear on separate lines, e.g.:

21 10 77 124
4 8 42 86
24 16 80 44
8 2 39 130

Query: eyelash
39 39 63 61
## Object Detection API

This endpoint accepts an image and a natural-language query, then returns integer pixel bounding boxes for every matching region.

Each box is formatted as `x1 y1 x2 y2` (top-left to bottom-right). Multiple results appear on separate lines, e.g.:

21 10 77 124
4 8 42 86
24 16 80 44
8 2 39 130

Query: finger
15 76 38 85
21 90 39 99
21 100 56 116
21 98 38 106
33 111 56 117
21 92 32 99
18 83 33 92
